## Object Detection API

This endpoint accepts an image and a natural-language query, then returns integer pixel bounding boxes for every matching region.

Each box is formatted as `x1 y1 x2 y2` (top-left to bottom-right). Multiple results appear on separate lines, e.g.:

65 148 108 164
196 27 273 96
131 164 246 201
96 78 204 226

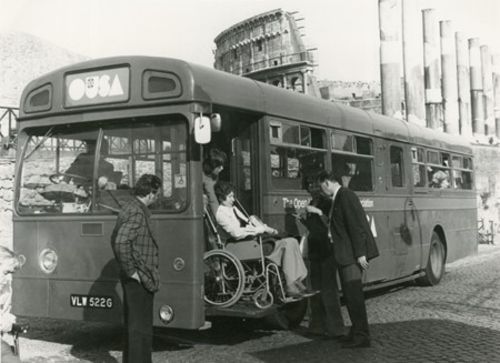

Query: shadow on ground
254 319 500 363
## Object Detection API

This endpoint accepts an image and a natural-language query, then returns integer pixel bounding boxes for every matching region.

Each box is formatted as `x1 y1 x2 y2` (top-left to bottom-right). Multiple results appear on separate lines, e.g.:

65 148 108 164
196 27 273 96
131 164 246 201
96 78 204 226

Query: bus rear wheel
418 231 446 286
264 299 308 330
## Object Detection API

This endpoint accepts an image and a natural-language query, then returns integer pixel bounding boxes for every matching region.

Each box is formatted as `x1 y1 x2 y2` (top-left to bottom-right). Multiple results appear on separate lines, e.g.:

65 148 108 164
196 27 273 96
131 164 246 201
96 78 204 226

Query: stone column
455 32 472 137
493 54 500 138
481 45 495 138
402 0 425 126
469 37 484 136
440 20 459 134
379 0 402 119
422 9 442 130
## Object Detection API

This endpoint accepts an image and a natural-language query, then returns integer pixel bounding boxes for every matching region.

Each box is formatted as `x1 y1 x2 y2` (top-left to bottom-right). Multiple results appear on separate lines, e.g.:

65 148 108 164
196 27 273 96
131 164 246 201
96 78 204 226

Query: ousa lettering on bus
282 197 311 210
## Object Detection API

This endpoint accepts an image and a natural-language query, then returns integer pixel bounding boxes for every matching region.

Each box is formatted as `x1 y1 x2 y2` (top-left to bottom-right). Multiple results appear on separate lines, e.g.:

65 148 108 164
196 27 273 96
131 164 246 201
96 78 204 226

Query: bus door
387 143 422 278
207 110 261 215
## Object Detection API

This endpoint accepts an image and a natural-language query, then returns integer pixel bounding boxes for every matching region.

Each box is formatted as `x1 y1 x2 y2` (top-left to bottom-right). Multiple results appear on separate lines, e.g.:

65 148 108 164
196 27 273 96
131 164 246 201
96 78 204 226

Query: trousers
339 263 370 340
266 237 308 286
121 278 154 363
308 254 345 336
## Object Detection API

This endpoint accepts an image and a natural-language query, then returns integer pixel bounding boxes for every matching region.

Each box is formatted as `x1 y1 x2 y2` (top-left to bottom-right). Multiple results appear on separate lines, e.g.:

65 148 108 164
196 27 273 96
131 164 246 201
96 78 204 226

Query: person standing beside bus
202 148 227 216
300 189 346 340
111 174 162 363
317 170 379 348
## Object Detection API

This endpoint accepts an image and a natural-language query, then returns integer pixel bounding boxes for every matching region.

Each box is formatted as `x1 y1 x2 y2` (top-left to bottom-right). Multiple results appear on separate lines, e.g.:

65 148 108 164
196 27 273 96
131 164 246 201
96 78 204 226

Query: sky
1 0 499 81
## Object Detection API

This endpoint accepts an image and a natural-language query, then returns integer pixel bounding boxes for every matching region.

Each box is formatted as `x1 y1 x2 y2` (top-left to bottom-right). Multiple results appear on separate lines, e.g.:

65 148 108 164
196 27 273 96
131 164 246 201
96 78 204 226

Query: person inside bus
0 246 25 363
65 139 118 189
214 180 314 299
202 148 227 216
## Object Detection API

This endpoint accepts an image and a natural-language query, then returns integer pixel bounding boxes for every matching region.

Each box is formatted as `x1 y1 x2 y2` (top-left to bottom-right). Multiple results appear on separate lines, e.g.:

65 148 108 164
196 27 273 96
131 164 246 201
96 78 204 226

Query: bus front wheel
418 231 446 286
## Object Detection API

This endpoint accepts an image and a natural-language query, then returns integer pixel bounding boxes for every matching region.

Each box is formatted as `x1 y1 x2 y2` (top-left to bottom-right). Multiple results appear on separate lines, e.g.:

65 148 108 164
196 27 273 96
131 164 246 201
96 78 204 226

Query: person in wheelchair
0 246 25 363
214 181 313 298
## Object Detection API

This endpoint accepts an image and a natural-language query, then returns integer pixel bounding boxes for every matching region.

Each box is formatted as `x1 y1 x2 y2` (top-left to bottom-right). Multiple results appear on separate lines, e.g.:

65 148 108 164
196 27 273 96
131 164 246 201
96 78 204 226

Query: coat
329 187 379 266
111 197 160 293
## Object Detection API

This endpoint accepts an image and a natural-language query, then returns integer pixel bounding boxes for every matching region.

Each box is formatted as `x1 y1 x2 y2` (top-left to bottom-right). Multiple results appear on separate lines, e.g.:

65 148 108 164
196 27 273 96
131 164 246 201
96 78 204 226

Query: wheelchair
203 208 292 310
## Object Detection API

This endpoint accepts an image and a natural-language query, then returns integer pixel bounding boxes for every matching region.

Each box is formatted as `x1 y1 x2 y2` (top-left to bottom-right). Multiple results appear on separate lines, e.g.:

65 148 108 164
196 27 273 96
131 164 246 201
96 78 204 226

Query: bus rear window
17 116 188 215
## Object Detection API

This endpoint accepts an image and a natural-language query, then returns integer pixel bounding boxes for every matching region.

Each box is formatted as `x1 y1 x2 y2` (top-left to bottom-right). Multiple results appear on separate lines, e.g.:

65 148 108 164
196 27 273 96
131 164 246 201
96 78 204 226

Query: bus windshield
17 115 188 215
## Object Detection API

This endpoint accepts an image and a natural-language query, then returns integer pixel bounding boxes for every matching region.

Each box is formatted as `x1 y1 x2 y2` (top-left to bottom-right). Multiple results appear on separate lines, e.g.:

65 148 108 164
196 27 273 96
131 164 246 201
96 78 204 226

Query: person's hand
357 256 369 270
265 227 278 235
131 271 141 283
306 205 323 216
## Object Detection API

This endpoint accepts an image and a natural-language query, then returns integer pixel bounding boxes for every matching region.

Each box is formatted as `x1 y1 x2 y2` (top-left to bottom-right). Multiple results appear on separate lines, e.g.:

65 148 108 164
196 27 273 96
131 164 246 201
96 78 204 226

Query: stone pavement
19 243 500 363
253 243 500 363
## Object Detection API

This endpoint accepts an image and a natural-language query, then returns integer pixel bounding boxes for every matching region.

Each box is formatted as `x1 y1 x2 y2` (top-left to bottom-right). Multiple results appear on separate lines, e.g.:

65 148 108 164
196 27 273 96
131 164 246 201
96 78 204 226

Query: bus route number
70 294 113 309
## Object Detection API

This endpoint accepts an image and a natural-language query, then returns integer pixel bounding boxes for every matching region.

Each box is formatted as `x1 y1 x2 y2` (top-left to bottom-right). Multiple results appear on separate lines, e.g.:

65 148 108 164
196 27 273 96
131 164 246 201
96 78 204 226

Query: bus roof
19 56 472 155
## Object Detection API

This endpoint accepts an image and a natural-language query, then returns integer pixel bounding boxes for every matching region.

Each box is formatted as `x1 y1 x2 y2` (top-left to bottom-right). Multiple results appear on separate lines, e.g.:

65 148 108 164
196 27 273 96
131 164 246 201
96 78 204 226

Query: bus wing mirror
194 116 211 144
210 113 222 132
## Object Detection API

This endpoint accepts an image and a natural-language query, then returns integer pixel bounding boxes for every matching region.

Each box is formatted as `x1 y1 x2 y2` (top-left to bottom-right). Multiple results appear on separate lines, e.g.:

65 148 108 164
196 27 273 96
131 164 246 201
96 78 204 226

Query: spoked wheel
204 250 245 308
418 231 446 286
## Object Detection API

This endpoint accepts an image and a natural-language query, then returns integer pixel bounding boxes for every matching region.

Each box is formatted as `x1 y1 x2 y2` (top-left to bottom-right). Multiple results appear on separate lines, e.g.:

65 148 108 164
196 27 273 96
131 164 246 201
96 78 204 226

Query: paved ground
15 242 500 363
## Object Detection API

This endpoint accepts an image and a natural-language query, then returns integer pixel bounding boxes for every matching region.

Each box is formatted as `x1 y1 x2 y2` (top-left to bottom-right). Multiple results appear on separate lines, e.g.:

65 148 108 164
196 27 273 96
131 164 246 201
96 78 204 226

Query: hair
202 148 227 176
0 246 25 272
214 180 235 203
134 174 162 197
316 169 342 185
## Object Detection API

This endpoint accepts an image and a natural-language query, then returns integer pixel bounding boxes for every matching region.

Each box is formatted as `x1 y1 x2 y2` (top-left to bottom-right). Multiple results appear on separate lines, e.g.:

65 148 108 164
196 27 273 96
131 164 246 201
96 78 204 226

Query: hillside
0 31 89 107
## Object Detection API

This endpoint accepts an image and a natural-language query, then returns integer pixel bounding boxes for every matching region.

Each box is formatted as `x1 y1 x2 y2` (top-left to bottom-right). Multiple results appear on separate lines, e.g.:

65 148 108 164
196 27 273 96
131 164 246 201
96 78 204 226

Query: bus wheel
264 299 308 330
204 250 245 308
418 231 446 286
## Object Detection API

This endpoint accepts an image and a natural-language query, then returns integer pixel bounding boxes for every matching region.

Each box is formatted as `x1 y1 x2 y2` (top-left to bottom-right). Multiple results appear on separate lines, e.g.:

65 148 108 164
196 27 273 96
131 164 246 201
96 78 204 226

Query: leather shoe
341 339 371 348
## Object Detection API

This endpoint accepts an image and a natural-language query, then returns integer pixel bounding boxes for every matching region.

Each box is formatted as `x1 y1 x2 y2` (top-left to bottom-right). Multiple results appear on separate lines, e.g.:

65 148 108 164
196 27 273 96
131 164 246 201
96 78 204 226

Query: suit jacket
111 197 160 293
329 187 379 266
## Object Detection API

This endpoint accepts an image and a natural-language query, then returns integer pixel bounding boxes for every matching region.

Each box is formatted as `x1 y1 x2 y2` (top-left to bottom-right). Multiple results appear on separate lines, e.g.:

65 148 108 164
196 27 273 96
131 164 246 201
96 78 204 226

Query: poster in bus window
287 158 299 178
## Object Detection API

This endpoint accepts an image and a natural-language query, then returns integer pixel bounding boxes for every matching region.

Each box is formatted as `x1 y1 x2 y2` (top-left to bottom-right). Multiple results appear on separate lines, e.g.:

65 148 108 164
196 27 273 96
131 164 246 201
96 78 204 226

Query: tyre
264 299 308 330
417 231 446 286
204 250 245 307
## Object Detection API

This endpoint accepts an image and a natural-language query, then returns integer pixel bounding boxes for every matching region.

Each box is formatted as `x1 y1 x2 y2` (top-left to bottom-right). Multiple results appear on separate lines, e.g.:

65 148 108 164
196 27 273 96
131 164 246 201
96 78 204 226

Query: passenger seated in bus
214 180 312 298
65 139 118 189
202 148 227 216
429 169 450 189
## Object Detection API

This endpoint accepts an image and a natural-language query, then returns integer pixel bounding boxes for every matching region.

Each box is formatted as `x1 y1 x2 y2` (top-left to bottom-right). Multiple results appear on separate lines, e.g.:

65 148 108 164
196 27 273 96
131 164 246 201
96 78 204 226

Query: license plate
70 294 113 309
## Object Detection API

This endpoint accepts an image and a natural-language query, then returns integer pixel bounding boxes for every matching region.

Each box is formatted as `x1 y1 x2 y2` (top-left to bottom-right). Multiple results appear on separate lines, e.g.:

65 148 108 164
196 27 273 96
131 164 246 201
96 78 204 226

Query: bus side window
390 146 404 187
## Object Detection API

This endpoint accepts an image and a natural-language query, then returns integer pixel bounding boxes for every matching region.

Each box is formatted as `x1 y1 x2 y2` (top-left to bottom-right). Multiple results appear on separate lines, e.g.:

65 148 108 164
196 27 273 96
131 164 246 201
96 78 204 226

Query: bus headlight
159 305 174 324
39 248 58 274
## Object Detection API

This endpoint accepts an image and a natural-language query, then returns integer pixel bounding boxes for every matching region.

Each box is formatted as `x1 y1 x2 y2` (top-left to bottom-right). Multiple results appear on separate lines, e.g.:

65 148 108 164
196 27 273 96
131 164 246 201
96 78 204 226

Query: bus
12 56 477 330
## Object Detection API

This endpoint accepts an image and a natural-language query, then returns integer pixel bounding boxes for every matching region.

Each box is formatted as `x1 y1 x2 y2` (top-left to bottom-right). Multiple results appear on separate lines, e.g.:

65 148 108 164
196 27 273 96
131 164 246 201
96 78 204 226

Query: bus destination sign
65 67 129 107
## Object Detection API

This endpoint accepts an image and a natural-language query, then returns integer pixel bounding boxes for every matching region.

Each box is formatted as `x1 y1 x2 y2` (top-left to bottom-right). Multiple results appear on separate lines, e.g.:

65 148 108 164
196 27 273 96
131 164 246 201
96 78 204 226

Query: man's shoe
322 334 349 341
341 339 371 348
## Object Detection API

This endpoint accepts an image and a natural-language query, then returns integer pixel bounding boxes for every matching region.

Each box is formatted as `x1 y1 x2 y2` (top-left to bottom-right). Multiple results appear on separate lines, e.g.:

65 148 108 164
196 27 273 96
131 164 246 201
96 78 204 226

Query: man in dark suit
317 169 379 348
111 174 162 363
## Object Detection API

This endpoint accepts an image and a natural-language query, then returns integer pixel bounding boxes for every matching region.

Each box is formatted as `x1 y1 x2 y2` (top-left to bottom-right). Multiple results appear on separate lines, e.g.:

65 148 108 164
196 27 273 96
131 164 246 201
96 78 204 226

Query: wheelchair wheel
253 288 274 309
204 250 245 308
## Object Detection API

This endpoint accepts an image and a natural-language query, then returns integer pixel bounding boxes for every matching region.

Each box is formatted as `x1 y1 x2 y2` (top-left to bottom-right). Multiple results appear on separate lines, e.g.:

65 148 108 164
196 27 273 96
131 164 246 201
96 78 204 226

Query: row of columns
379 0 500 141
